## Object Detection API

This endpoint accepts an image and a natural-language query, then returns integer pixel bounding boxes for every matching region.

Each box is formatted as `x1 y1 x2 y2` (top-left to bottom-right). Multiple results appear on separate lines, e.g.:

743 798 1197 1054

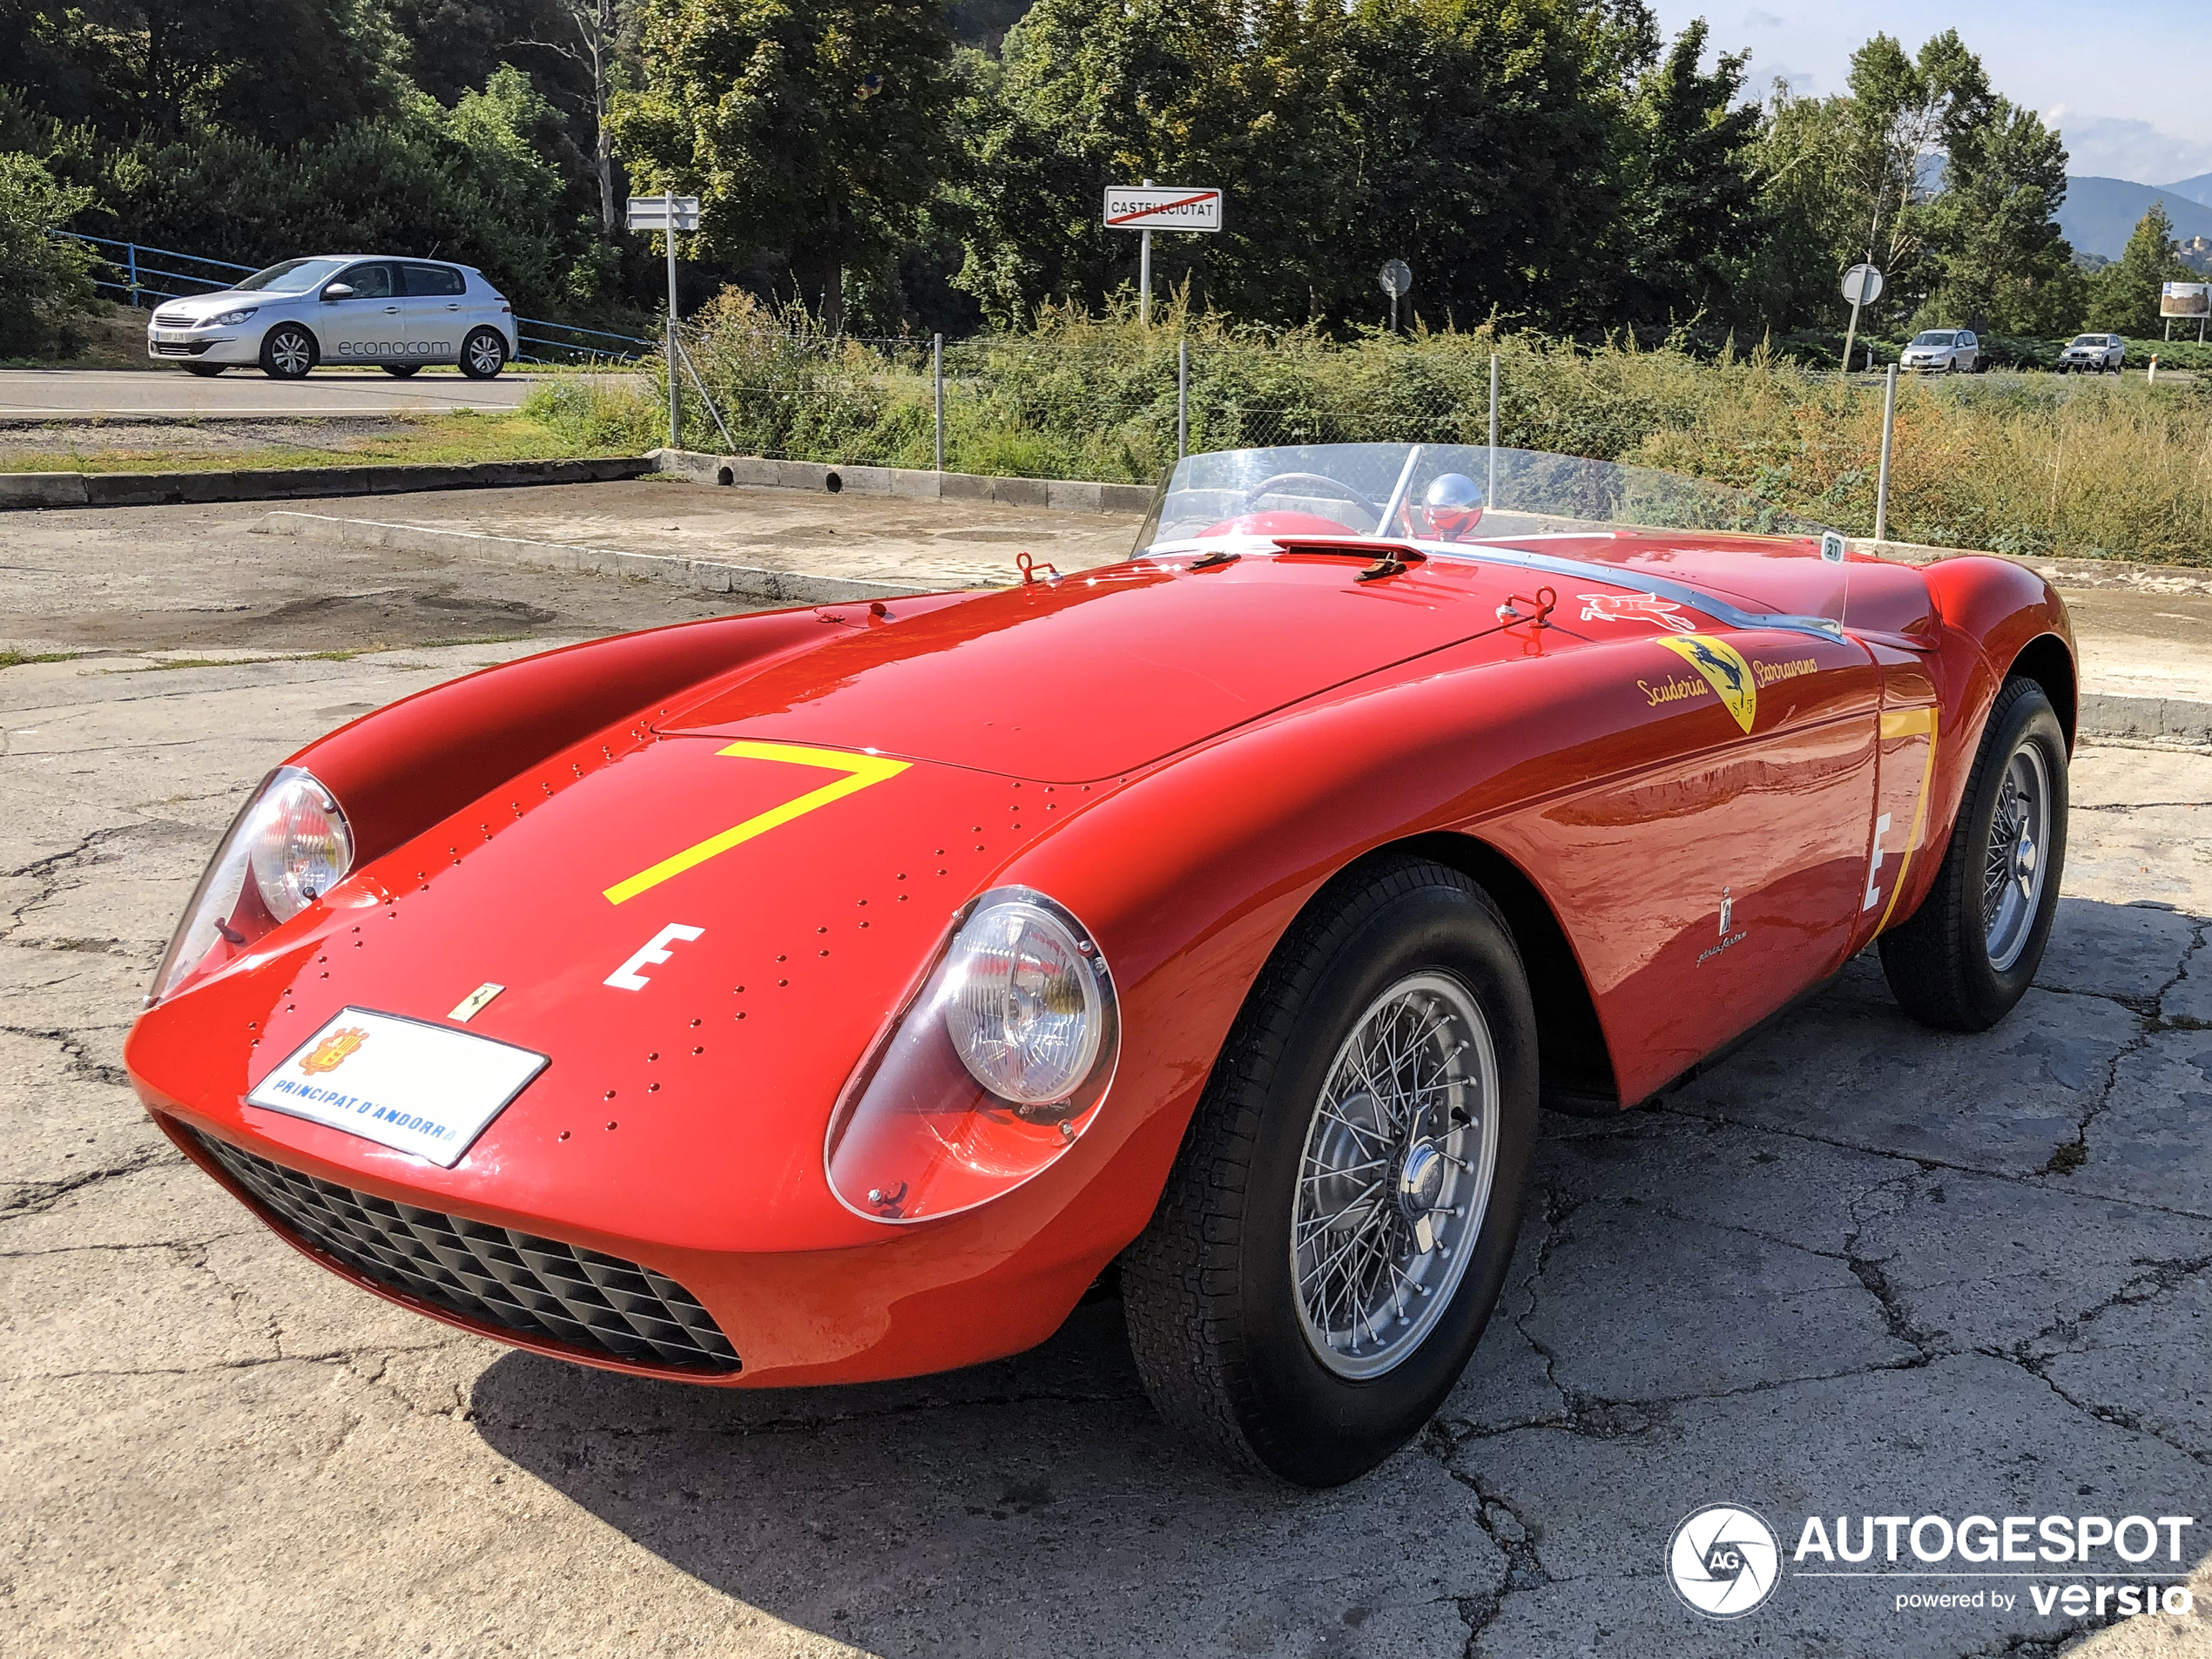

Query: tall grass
546 292 2212 566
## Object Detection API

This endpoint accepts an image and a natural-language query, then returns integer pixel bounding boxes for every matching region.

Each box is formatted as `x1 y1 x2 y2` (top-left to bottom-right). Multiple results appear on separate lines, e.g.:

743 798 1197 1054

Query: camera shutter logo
1669 1504 1781 1618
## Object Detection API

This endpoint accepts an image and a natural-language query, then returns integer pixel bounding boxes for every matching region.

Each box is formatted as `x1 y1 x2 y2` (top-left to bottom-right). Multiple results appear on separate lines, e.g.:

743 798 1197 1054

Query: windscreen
1911 331 1958 347
233 259 347 293
1136 442 1840 550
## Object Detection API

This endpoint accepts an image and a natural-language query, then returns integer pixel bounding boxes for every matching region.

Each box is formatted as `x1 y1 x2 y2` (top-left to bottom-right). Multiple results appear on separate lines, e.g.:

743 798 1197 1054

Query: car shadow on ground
470 896 2211 1658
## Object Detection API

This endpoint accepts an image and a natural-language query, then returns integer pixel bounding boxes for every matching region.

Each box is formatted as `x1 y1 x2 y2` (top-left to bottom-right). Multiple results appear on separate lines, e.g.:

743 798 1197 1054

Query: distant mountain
2060 177 2212 260
2164 172 2212 209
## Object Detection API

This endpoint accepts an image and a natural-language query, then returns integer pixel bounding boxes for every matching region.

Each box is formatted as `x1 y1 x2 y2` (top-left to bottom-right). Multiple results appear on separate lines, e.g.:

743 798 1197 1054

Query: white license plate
153 329 194 342
247 1008 549 1168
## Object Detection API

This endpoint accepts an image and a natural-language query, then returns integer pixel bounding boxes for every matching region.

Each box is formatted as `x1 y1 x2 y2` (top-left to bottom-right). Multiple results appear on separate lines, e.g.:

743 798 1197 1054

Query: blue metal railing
51 229 651 365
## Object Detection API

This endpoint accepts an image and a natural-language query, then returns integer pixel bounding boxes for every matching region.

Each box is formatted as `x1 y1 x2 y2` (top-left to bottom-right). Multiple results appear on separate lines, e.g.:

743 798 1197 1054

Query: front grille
152 341 211 356
192 1130 739 1372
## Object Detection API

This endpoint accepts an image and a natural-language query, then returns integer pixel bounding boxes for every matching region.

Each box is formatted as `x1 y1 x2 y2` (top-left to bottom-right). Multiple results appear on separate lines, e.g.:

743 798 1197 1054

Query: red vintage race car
125 442 2074 1487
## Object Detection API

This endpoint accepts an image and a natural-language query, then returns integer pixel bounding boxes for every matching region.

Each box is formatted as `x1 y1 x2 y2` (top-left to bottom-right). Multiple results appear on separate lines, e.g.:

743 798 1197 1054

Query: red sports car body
125 443 2074 1476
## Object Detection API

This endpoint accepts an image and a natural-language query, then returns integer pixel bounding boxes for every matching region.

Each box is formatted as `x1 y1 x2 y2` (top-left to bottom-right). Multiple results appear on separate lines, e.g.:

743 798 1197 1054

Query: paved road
1 502 2208 1657
0 366 536 418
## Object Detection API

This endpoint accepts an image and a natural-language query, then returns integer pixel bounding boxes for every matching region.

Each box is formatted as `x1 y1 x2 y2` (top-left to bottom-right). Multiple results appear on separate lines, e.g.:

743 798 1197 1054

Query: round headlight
941 896 1105 1107
247 772 353 921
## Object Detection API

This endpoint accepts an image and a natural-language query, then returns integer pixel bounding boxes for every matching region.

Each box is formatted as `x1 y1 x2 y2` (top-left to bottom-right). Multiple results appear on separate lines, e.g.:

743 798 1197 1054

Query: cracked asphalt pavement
3 513 2209 1657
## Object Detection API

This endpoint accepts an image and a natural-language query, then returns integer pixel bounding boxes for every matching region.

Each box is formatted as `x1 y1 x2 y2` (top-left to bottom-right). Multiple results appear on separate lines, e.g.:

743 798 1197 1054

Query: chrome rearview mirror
320 282 354 300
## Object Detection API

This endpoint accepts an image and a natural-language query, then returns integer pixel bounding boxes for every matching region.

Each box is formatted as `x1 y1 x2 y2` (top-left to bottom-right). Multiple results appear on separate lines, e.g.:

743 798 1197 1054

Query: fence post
127 242 139 307
1177 338 1189 460
1874 364 1898 545
933 334 945 473
1487 353 1500 509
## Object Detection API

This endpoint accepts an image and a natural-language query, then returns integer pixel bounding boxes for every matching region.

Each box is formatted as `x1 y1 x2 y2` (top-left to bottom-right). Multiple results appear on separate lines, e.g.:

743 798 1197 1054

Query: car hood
127 726 1061 1251
656 555 1592 781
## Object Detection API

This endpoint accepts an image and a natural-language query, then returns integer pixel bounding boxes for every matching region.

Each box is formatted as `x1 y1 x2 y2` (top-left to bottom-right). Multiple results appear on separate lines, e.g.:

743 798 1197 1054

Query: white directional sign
1103 185 1223 233
626 194 701 233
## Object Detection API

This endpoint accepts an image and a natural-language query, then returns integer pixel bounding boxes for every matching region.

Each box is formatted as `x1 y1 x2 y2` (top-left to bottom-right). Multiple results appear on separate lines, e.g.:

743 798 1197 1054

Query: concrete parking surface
0 366 536 418
2 491 2208 1657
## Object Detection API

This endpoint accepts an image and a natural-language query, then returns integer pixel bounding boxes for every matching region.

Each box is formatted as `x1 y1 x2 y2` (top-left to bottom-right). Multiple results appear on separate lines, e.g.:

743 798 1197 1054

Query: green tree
960 0 1648 331
1603 19 1764 327
1838 30 1992 328
0 0 404 146
1917 98 2076 334
2087 204 2195 336
611 0 963 331
0 149 102 356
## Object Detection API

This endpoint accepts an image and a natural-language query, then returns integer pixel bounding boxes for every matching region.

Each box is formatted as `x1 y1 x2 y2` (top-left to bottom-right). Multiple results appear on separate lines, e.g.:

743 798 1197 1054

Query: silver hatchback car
146 255 518 380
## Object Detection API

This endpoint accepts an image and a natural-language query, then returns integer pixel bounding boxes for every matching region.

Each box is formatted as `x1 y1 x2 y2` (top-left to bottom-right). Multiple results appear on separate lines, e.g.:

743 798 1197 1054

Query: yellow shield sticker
1655 635 1757 733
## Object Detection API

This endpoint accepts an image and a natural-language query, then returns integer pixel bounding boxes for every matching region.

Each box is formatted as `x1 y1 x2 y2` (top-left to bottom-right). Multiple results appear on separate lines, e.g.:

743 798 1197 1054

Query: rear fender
1881 556 2075 930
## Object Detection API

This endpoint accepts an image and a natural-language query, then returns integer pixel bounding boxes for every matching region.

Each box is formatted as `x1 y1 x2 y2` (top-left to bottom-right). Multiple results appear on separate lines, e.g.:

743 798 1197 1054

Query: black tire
459 327 507 380
259 325 316 381
184 365 225 377
1122 854 1538 1487
381 364 421 378
1879 677 2067 1032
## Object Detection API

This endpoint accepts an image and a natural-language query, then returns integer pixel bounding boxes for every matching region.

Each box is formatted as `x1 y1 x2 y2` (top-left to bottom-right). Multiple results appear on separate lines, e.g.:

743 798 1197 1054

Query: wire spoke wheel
1981 741 2050 972
1291 971 1499 1379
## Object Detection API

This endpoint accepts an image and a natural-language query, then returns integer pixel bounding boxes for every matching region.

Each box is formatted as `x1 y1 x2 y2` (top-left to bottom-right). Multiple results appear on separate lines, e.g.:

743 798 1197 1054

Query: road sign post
1379 260 1412 334
1839 262 1884 378
1103 183 1223 325
627 193 701 446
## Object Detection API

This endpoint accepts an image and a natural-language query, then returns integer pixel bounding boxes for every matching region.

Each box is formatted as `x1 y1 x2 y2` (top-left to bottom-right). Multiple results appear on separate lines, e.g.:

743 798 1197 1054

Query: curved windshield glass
233 259 347 293
1910 331 1958 347
1136 442 1840 552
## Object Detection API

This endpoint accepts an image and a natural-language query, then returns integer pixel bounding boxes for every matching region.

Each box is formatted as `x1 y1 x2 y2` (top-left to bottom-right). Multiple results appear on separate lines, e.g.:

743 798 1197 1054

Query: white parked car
2057 334 2126 374
146 256 518 381
1900 329 1982 373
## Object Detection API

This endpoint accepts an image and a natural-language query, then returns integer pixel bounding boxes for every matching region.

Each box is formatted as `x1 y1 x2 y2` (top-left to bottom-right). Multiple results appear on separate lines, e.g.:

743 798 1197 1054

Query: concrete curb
2078 692 2212 745
0 455 655 511
249 511 945 605
652 447 1157 516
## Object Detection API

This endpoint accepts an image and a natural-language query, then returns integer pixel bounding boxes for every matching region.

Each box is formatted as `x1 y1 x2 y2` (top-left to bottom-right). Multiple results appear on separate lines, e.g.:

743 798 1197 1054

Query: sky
1649 0 2212 185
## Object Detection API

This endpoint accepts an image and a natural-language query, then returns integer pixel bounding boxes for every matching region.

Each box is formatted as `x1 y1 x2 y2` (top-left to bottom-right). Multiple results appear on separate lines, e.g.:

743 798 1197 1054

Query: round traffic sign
1379 259 1413 298
1841 263 1884 306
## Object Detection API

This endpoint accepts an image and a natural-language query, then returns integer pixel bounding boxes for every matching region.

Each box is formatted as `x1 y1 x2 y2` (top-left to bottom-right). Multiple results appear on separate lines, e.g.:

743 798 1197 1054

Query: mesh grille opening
192 1130 739 1373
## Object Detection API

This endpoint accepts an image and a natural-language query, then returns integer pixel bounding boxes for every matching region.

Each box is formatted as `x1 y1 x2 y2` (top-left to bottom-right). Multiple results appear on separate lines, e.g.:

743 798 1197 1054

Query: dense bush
614 295 2212 565
0 150 101 356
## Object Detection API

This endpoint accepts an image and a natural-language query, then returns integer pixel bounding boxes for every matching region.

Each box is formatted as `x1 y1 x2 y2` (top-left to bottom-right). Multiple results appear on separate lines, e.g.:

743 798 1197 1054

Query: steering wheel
1240 472 1385 522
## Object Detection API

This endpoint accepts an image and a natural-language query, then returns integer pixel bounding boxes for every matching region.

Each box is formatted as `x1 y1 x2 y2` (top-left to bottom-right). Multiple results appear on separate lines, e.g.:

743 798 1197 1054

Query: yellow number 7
603 740 909 906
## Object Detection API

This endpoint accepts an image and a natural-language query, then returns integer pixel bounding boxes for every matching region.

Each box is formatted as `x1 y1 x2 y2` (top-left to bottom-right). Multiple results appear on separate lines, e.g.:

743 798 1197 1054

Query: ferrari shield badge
1656 635 1757 733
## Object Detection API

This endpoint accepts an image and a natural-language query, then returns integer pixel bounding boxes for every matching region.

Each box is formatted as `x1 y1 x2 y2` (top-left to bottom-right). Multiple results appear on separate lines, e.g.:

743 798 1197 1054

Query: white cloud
2045 116 2212 185
1743 9 1785 27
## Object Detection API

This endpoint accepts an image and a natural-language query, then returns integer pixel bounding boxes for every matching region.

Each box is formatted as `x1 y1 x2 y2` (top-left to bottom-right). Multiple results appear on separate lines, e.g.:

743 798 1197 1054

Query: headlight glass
941 899 1103 1104
825 887 1119 1224
207 308 256 327
146 766 353 1006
